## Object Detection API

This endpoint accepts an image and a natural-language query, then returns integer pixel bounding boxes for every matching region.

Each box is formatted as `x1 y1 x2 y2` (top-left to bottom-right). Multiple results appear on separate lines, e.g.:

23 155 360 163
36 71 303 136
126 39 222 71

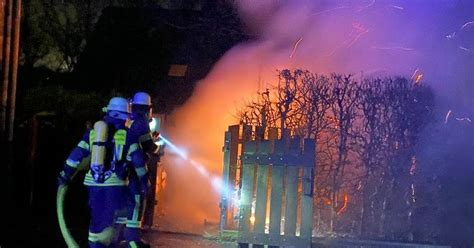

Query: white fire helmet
132 92 152 106
106 97 130 120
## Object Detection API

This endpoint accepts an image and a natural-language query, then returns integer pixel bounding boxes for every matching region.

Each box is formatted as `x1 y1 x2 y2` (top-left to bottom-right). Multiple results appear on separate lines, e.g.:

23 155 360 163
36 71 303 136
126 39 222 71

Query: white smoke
158 0 473 233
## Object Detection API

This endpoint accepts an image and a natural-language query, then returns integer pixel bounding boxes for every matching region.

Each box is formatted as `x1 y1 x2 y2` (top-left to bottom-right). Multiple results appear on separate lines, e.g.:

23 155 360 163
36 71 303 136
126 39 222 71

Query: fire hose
57 156 90 248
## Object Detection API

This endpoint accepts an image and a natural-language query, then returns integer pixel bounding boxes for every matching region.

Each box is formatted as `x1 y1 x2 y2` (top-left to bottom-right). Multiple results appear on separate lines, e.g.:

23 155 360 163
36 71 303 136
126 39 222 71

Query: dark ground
144 231 230 248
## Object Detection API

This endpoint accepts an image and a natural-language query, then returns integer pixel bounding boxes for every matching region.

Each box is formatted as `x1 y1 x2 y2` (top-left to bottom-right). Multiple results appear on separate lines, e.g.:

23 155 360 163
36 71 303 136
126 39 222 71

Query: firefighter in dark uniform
58 97 149 248
125 92 160 248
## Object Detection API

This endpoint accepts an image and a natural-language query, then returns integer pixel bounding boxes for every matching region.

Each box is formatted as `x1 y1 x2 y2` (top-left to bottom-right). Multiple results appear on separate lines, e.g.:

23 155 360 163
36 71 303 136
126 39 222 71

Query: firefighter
130 92 159 154
57 97 149 248
124 92 160 248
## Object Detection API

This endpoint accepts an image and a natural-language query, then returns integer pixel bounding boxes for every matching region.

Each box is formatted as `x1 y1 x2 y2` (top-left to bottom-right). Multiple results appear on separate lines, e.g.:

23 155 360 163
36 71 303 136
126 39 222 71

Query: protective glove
151 132 160 142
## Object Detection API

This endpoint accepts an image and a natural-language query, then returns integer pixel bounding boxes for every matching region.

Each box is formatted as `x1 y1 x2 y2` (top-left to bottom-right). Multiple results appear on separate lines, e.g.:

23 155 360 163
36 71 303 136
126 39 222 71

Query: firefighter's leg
112 186 128 247
88 186 123 248
125 177 149 248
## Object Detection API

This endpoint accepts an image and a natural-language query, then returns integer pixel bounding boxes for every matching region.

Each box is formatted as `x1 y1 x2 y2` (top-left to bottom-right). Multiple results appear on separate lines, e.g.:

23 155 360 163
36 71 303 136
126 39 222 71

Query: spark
411 183 416 203
371 46 415 52
410 68 423 84
446 32 456 39
411 68 420 80
324 23 368 57
290 37 303 58
456 117 472 123
445 110 452 124
311 6 348 17
461 21 474 30
415 74 423 84
352 22 368 33
336 194 349 216
357 0 376 12
356 181 362 191
345 23 369 48
459 46 471 52
409 156 416 176
389 5 404 10
346 30 368 48
446 21 473 42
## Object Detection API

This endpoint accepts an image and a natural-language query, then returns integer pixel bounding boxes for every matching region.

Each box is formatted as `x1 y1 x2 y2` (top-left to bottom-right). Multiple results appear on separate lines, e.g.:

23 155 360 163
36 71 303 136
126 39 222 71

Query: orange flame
336 194 349 216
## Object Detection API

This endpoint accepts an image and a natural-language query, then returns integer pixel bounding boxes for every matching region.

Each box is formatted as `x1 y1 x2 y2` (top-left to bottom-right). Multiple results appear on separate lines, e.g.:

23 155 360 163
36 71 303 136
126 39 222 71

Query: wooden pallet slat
284 166 299 236
220 130 232 231
254 164 269 233
239 163 255 235
269 165 284 242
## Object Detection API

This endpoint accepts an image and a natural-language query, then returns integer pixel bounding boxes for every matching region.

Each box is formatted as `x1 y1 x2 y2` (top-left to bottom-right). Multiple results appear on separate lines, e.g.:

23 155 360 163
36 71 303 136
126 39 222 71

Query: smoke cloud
158 0 473 234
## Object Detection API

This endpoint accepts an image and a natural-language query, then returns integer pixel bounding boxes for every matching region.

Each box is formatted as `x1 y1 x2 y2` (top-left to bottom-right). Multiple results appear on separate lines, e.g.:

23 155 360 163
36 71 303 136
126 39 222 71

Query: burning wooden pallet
220 124 316 248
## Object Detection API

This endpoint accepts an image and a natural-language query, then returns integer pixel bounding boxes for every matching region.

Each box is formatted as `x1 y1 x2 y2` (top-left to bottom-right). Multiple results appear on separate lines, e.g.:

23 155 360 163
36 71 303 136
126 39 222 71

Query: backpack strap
114 129 127 162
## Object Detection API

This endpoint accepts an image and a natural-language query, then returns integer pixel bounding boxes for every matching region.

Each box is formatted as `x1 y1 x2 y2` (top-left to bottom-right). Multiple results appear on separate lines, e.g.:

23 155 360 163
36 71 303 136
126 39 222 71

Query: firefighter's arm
136 120 159 155
141 137 159 156
127 143 150 195
131 121 158 156
58 130 91 185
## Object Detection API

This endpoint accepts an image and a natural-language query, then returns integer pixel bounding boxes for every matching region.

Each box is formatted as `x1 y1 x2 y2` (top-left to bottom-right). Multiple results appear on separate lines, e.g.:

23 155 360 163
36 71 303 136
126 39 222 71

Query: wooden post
7 0 21 142
227 125 240 227
1 0 13 137
0 0 5 61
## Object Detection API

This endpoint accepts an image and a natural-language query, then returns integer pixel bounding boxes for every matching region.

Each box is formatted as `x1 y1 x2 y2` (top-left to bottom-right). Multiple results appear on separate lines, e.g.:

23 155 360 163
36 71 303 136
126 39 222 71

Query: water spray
156 135 231 197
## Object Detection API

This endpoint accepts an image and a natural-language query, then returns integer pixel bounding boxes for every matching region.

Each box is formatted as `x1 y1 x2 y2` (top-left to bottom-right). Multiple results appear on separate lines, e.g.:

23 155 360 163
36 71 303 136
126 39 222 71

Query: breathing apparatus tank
90 120 111 183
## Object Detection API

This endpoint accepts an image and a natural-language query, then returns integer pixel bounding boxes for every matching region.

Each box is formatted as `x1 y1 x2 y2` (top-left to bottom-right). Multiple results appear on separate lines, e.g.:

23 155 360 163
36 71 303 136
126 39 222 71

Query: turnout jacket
60 122 148 187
